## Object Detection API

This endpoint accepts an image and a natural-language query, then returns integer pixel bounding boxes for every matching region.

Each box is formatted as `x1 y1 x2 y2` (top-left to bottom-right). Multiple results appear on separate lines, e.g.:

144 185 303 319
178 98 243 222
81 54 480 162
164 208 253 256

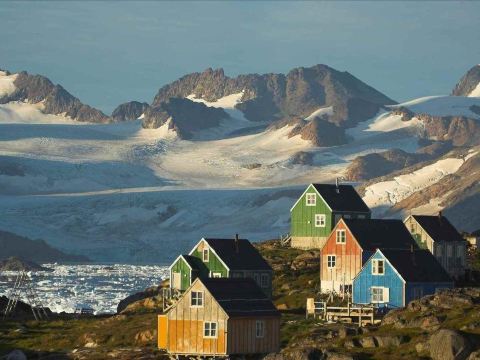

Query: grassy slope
1 240 479 359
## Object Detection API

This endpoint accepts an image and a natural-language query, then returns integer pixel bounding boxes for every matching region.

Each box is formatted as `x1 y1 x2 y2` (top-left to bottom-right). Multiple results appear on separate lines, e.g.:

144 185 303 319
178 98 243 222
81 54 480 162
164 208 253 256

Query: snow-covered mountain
1 65 479 263
452 64 480 97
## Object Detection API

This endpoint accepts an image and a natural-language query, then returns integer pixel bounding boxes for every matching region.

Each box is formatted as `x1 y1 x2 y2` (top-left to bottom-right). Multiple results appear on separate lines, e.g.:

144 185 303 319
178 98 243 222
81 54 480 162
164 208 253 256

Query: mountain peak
452 64 480 97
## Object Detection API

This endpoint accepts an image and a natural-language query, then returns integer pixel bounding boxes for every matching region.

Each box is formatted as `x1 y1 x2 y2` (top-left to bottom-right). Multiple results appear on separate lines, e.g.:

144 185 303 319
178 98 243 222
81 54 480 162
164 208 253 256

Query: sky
1 1 479 113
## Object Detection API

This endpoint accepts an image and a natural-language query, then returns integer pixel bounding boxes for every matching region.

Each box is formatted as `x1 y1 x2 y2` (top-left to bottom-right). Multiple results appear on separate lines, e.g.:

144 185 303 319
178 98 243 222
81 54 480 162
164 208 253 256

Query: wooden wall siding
227 317 280 355
193 241 228 277
291 185 333 239
405 282 453 304
405 217 466 278
166 281 228 355
239 270 273 298
320 222 362 292
353 251 405 308
170 257 192 291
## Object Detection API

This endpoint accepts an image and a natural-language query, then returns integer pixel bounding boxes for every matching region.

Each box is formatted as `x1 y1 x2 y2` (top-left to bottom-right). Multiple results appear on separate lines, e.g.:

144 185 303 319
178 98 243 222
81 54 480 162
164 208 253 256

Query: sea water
0 264 169 314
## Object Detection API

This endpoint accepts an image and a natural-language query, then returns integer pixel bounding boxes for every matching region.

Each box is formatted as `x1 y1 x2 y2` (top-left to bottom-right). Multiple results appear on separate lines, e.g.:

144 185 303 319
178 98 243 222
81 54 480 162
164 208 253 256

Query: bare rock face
391 106 416 121
150 64 396 126
345 149 424 181
111 101 149 122
0 71 109 123
452 65 480 96
429 329 471 360
419 114 480 146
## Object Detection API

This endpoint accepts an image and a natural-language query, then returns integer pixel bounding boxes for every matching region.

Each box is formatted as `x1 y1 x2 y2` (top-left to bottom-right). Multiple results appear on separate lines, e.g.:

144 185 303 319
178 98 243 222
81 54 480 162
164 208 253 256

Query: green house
169 237 273 298
290 183 371 249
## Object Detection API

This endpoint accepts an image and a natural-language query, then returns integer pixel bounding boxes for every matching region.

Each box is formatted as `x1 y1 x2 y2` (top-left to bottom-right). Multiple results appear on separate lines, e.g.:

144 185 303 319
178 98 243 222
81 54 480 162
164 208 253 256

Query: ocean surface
0 264 169 314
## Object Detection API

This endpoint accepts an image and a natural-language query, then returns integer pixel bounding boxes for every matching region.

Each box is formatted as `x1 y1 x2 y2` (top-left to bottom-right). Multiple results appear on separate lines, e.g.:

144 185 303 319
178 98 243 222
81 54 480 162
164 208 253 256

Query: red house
320 218 418 295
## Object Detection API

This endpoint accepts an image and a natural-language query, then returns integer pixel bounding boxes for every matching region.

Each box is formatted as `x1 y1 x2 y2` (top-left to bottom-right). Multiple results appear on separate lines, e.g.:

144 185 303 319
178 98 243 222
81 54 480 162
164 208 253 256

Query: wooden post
359 306 362 327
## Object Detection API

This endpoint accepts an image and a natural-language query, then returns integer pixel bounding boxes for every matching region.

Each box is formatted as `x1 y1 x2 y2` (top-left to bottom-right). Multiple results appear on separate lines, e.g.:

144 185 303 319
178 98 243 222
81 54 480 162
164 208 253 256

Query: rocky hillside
0 230 89 263
0 70 110 123
142 65 396 140
111 101 149 122
142 97 229 139
452 65 480 97
0 256 50 271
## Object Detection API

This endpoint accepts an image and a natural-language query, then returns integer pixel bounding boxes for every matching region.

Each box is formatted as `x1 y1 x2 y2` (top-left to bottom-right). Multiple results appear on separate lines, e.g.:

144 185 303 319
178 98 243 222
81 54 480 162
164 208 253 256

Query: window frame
371 287 384 303
191 291 204 307
372 259 385 275
260 273 269 288
336 229 346 244
305 193 316 206
212 272 222 278
327 255 336 269
202 248 209 262
255 320 265 338
203 321 217 338
315 214 326 228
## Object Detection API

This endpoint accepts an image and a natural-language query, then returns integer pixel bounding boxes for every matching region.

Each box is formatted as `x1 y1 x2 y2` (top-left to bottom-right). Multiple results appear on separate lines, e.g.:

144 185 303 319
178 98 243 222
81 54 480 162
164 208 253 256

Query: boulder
323 351 357 360
134 329 157 344
80 333 98 348
375 335 408 347
429 329 472 360
415 340 430 354
6 350 27 360
468 351 480 360
358 336 376 348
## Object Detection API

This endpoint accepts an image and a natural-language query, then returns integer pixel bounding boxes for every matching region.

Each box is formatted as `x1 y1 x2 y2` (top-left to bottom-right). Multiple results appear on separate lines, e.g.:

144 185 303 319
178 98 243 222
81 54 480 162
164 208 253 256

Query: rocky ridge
0 71 110 123
111 101 149 122
452 65 480 97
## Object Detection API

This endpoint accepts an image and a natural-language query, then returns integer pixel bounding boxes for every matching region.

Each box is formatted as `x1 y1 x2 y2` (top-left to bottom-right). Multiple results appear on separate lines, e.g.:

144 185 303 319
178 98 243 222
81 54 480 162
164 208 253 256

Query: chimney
335 178 340 194
235 233 239 253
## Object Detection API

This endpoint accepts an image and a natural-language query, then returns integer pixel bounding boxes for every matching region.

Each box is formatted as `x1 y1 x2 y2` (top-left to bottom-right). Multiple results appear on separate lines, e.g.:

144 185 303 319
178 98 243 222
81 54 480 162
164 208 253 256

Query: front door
172 272 181 290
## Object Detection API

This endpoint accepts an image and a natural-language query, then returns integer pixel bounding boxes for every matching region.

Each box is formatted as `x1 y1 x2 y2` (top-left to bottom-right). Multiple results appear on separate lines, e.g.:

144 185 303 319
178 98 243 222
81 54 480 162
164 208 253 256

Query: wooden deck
306 299 381 326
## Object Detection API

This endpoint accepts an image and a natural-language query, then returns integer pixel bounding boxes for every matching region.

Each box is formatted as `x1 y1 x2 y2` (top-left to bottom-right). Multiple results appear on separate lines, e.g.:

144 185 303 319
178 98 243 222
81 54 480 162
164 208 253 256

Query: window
436 245 442 257
204 322 217 338
343 214 351 219
336 230 346 244
315 214 326 227
202 248 209 262
327 255 336 268
212 272 222 278
260 274 269 288
232 272 243 278
372 260 385 275
447 245 453 257
371 286 388 304
191 291 204 307
253 273 260 284
306 193 316 206
340 285 352 294
358 215 366 219
256 320 265 338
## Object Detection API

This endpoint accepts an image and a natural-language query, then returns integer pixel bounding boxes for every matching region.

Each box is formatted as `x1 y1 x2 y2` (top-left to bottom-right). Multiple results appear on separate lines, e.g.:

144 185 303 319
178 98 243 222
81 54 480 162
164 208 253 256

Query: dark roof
181 255 205 271
201 278 280 317
312 184 370 212
412 215 464 243
203 238 272 271
380 249 453 283
344 219 418 250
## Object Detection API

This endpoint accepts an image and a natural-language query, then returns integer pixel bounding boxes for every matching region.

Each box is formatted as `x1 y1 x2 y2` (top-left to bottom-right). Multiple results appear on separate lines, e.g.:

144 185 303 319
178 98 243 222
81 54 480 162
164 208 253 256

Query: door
172 272 181 290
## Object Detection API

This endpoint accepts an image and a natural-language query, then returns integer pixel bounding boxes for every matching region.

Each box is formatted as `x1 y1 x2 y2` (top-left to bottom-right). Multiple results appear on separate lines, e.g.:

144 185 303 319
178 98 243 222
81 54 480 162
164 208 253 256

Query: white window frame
260 273 269 288
358 214 366 219
315 214 326 228
371 287 385 303
343 214 351 219
327 255 336 268
191 291 204 307
203 321 217 338
336 229 346 244
372 259 385 275
202 248 209 262
255 320 265 338
253 273 260 284
212 272 222 278
305 193 316 206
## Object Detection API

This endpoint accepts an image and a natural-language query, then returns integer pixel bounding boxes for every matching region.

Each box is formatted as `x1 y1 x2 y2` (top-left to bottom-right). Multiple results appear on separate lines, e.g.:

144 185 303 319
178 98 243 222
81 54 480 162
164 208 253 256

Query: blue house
353 248 453 308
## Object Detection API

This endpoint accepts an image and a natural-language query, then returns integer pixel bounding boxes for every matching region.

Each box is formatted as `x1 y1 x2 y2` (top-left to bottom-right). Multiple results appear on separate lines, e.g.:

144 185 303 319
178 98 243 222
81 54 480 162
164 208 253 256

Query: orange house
320 218 418 295
158 277 280 357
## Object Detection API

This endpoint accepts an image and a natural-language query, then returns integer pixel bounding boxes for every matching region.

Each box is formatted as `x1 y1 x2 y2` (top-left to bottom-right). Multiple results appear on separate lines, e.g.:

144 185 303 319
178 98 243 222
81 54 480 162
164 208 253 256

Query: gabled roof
343 219 418 250
182 255 205 271
201 238 272 271
312 184 370 212
201 278 279 317
379 249 453 283
411 215 464 243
